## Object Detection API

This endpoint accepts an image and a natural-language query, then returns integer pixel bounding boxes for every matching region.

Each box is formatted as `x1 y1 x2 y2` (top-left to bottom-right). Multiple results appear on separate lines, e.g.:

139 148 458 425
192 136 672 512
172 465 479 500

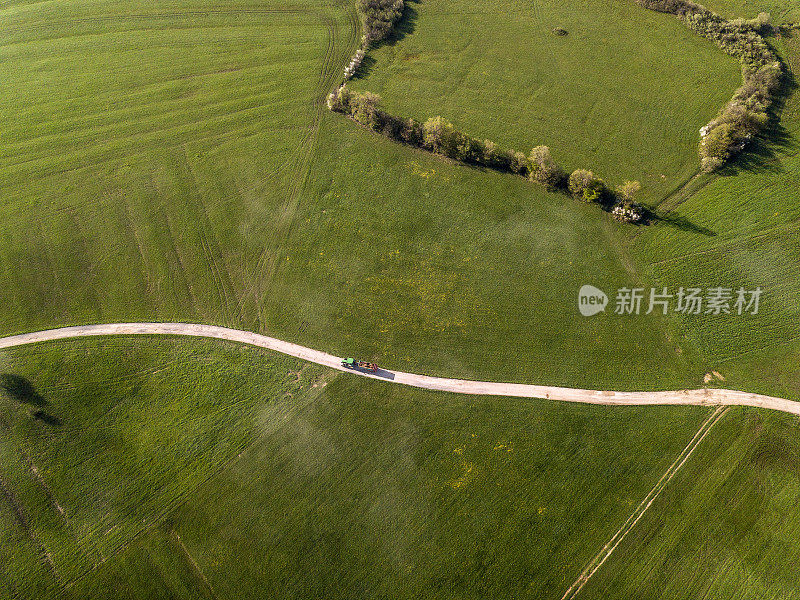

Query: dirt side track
0 323 797 415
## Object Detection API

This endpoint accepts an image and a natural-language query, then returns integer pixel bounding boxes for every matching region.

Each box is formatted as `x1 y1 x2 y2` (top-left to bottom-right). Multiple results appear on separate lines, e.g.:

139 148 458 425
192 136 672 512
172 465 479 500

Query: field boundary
0 323 798 415
560 406 729 600
330 0 788 211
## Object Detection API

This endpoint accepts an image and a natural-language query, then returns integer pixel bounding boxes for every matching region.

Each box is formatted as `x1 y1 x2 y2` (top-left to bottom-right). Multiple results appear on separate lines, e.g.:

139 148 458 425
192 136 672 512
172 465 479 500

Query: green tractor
341 357 378 372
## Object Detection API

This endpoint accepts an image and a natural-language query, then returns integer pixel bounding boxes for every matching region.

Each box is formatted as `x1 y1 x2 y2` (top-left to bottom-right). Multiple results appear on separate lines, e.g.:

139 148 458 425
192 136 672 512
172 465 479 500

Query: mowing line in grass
560 406 730 600
171 530 219 600
0 471 63 587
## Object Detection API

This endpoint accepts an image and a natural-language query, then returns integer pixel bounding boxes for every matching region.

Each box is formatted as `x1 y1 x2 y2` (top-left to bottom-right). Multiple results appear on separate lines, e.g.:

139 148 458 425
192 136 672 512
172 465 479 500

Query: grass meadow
0 0 748 392
1 0 800 598
580 407 800 600
0 338 712 599
701 0 800 21
350 0 742 204
0 337 324 598
629 34 800 399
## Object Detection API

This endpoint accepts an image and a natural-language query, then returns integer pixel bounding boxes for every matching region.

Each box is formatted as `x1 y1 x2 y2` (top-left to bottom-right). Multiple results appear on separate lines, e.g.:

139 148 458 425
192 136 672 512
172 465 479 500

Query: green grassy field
0 337 325 598
350 0 742 204
0 0 748 392
3 0 800 598
579 407 800 600
702 0 800 21
628 33 800 399
0 338 713 599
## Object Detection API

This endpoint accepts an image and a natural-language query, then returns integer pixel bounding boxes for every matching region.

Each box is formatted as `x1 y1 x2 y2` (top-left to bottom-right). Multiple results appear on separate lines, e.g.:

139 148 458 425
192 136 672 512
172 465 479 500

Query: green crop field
350 0 742 204
579 407 800 600
2 0 800 598
0 338 712 599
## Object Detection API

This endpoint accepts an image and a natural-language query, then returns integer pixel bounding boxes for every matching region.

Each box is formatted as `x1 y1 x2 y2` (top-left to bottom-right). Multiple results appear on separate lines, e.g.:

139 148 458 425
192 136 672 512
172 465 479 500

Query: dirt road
0 323 797 415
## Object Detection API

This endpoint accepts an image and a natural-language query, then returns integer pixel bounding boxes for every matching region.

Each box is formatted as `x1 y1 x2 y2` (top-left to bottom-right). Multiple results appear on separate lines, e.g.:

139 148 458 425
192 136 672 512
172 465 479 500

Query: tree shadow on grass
718 120 795 175
718 49 799 176
31 410 61 427
641 207 717 236
1 374 61 426
352 54 378 81
381 0 419 48
1 374 46 406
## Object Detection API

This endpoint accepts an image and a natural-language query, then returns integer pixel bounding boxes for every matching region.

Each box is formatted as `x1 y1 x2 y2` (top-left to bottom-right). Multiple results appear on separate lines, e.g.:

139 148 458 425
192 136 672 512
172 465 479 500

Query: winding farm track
1 322 799 415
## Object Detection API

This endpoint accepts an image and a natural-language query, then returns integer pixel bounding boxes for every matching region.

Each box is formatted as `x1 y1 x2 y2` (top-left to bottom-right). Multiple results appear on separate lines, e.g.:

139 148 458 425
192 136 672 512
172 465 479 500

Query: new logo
578 285 608 316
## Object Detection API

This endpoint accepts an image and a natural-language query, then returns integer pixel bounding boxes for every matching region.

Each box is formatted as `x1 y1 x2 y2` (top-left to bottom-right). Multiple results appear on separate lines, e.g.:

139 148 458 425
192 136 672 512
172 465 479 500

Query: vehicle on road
341 357 378 372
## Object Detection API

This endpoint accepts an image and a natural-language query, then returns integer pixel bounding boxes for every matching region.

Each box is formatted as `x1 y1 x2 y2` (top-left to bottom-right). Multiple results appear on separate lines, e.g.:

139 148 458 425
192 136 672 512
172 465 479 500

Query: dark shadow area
0 374 46 406
718 41 798 175
31 410 61 427
379 0 419 48
352 54 377 81
719 120 795 175
642 207 717 236
374 368 396 380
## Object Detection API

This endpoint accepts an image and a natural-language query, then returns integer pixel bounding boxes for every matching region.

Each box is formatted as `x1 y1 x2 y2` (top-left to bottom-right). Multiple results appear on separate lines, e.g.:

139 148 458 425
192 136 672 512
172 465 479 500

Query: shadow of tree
718 41 798 175
640 207 717 236
1 374 46 406
380 0 419 48
31 409 61 426
352 54 377 81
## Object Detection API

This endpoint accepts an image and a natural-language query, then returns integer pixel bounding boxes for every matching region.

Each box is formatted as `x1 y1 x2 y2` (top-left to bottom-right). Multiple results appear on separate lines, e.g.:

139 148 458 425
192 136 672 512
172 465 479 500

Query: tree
615 180 641 203
400 118 423 146
423 116 458 156
699 122 735 168
350 91 382 128
528 146 566 190
568 169 605 203
508 151 529 175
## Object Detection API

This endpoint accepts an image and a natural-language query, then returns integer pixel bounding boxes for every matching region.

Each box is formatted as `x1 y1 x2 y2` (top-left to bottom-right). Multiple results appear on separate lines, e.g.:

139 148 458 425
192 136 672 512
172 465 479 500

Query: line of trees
327 88 644 222
358 0 405 46
637 0 783 171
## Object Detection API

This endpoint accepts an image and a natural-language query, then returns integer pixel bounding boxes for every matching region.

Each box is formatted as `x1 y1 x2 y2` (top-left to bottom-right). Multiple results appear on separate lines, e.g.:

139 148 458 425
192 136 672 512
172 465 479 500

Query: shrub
509 151 529 176
701 156 725 172
615 180 641 203
568 169 605 203
528 146 566 189
748 12 773 33
350 91 383 129
612 201 644 223
344 49 366 80
358 0 405 45
481 139 511 170
327 86 354 113
456 136 485 163
423 116 457 155
400 118 424 146
699 121 736 164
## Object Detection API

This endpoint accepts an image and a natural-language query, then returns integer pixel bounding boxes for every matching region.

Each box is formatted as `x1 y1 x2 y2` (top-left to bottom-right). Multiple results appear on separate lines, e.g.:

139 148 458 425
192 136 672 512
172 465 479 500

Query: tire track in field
0 7 322 43
172 530 220 600
180 144 242 326
248 6 359 315
0 470 63 589
559 406 729 600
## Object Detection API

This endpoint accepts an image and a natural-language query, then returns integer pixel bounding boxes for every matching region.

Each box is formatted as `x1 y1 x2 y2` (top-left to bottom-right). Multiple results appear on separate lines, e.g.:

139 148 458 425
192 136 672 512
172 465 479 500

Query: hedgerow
358 0 405 46
637 0 783 171
327 88 644 222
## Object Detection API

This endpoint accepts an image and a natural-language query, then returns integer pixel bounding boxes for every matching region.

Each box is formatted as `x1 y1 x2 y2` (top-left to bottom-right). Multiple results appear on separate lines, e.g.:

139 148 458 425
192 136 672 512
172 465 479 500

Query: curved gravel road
0 322 797 415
